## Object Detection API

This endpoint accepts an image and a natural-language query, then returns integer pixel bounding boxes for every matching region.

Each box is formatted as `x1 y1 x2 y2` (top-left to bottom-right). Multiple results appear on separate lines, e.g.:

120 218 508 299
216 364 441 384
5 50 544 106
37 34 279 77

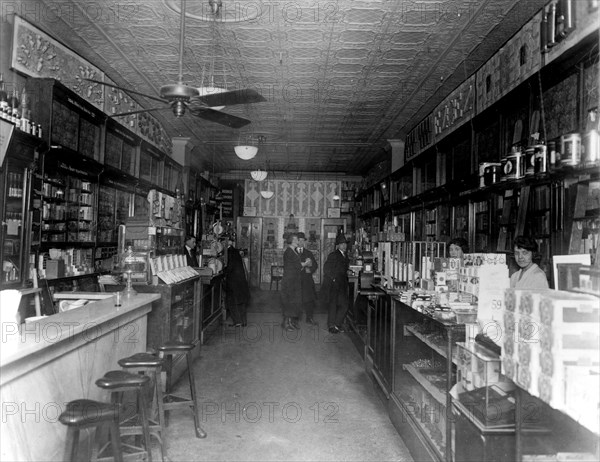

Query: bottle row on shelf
0 74 43 138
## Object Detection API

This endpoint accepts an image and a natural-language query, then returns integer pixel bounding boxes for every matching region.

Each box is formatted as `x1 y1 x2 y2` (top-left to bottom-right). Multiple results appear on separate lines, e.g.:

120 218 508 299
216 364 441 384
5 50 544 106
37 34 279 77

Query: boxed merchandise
501 288 600 433
457 341 510 392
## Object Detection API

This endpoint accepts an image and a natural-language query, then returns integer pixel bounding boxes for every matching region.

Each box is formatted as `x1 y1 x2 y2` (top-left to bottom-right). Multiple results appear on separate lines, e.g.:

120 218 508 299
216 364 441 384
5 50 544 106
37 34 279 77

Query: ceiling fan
85 0 265 128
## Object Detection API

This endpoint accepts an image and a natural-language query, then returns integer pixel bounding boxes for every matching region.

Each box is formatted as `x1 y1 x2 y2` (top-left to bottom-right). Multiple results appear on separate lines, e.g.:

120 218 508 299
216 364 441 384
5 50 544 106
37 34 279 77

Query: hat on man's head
297 232 306 240
335 234 347 245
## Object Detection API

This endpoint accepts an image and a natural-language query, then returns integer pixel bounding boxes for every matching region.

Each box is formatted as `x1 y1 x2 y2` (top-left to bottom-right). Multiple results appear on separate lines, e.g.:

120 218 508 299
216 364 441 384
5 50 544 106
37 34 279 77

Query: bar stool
59 399 123 462
118 352 167 462
95 370 153 462
158 341 207 438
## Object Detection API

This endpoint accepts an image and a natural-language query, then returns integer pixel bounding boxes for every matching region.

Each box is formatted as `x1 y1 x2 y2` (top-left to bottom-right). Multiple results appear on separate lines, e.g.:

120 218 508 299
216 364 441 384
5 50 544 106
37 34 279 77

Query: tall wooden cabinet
0 125 44 289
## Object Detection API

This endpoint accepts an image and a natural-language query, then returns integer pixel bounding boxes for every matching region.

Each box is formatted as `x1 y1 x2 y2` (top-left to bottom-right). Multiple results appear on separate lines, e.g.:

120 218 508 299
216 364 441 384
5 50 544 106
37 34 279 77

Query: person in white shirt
509 236 549 289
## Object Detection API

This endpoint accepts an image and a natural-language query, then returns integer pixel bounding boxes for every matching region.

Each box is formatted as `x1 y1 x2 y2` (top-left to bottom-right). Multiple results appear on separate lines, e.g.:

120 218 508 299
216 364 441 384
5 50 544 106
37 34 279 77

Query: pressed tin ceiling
28 0 547 177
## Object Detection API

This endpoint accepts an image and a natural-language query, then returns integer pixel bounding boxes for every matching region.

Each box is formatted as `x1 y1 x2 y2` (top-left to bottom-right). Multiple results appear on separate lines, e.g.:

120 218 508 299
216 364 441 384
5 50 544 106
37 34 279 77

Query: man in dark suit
321 234 350 334
296 232 318 326
184 235 199 267
224 233 250 327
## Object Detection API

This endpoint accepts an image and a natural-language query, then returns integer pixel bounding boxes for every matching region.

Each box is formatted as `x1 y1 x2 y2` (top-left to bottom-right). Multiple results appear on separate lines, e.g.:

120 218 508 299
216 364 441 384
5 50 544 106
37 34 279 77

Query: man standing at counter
321 234 350 334
184 235 199 267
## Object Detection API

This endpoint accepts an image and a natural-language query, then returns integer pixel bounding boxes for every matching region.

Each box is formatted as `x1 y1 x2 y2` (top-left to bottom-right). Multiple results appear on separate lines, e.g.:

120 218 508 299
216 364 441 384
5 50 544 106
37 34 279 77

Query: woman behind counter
448 237 469 258
510 236 549 289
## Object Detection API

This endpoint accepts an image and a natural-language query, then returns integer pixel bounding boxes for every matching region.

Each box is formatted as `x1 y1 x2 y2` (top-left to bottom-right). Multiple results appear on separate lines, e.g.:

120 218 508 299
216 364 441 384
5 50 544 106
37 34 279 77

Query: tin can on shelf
534 144 548 173
503 150 524 180
479 162 499 187
547 140 558 169
582 129 599 166
524 147 536 175
560 133 581 166
484 163 502 185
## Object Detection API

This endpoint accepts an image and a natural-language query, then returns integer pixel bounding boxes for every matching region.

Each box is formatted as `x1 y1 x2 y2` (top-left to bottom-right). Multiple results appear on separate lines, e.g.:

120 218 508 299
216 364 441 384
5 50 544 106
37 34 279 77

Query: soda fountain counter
0 292 159 462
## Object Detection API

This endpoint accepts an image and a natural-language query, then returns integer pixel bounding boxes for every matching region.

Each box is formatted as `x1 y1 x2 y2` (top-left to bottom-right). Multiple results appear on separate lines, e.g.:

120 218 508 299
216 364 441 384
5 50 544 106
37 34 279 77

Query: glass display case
389 298 466 462
0 125 44 288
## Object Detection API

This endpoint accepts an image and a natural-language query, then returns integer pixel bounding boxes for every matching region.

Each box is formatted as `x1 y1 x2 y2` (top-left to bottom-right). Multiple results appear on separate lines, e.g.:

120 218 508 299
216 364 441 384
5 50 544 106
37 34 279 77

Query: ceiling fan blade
189 107 251 128
194 88 266 107
84 78 168 104
109 106 170 117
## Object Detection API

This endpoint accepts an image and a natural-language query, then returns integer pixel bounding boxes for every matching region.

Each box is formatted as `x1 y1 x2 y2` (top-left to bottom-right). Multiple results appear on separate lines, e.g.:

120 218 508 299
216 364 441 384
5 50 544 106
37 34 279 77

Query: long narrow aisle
164 291 413 462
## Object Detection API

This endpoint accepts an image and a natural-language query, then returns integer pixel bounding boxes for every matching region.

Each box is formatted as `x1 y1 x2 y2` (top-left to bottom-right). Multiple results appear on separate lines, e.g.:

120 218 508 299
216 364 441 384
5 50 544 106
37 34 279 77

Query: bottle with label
7 88 18 124
20 88 30 133
0 73 7 119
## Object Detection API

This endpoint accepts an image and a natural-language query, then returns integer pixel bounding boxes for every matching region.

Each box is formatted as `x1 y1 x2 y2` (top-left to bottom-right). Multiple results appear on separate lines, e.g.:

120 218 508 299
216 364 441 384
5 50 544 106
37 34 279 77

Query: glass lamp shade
260 190 274 199
251 169 268 181
234 145 258 160
197 86 227 111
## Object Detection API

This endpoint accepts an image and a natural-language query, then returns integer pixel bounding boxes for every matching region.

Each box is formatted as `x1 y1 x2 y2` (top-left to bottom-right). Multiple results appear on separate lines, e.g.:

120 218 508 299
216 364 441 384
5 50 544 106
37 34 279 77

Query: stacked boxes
501 289 600 433
459 253 509 299
433 257 461 292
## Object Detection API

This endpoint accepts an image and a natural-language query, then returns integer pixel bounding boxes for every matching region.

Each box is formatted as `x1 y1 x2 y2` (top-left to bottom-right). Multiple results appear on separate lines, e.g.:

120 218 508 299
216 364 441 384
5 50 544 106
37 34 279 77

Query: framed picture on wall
327 208 341 218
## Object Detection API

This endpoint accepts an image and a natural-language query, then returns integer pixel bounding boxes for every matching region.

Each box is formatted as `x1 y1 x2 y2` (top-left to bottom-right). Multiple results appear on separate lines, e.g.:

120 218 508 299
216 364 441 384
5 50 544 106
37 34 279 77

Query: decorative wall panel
543 73 578 141
244 180 341 218
476 11 542 113
433 74 475 141
11 15 105 109
11 16 171 156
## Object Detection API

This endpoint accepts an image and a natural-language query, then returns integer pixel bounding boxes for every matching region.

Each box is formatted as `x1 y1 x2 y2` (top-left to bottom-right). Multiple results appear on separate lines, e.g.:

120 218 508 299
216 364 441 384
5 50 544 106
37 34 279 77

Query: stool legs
112 386 153 462
118 354 167 462
161 348 207 439
185 350 207 439
95 371 153 462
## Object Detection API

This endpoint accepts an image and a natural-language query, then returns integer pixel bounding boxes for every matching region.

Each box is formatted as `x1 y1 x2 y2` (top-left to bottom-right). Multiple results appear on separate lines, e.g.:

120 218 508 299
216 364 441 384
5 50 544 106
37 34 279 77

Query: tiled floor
161 289 413 462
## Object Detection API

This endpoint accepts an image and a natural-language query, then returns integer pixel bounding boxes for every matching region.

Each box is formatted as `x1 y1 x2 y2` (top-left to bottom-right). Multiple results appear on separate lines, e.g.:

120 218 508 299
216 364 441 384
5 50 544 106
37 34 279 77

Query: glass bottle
120 245 139 297
8 88 19 124
0 73 7 119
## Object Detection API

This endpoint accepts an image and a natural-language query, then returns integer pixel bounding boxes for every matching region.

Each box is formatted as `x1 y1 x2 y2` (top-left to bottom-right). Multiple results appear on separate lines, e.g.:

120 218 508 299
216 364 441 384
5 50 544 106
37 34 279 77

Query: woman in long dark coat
280 233 308 331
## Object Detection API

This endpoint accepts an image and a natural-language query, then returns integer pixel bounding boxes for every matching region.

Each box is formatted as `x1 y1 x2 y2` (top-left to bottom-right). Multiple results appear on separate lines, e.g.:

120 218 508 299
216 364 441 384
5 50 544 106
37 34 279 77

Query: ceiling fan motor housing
160 83 200 117
160 83 199 100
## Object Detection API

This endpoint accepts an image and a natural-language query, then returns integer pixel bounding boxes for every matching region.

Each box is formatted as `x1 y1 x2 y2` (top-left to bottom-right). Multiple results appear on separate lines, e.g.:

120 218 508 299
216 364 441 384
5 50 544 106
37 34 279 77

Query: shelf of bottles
2 169 25 284
41 175 96 245
0 74 44 139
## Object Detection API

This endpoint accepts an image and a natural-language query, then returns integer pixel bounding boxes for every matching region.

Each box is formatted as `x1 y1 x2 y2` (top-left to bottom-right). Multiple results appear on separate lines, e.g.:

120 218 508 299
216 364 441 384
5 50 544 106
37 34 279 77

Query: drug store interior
0 0 599 461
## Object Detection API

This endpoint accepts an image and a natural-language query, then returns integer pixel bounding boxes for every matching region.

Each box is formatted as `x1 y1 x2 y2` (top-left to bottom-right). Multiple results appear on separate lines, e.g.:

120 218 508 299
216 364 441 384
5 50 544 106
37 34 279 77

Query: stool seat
59 399 123 462
158 341 194 352
359 289 383 296
59 399 120 427
96 370 150 389
118 352 163 368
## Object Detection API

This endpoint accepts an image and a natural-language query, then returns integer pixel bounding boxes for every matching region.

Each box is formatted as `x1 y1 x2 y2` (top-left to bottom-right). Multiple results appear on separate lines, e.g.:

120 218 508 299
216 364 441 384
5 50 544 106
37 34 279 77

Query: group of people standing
186 230 352 334
280 232 350 334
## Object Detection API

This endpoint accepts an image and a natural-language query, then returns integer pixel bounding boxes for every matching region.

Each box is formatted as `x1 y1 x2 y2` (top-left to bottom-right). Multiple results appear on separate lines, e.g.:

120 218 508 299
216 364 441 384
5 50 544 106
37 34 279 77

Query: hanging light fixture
234 145 258 160
251 169 268 181
235 133 264 160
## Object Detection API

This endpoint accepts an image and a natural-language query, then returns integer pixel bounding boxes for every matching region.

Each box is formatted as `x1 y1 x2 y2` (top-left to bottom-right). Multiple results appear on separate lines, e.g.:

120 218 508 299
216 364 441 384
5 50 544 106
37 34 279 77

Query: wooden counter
0 293 159 461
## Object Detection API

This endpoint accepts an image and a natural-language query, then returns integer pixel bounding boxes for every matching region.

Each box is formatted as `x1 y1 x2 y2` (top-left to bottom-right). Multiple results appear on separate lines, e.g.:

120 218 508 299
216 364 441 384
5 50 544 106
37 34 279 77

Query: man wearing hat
296 232 318 326
320 233 350 334
223 233 250 327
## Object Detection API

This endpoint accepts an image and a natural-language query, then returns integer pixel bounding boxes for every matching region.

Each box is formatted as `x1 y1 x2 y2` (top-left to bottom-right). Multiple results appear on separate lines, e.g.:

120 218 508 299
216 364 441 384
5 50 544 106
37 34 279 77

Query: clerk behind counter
509 236 549 289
